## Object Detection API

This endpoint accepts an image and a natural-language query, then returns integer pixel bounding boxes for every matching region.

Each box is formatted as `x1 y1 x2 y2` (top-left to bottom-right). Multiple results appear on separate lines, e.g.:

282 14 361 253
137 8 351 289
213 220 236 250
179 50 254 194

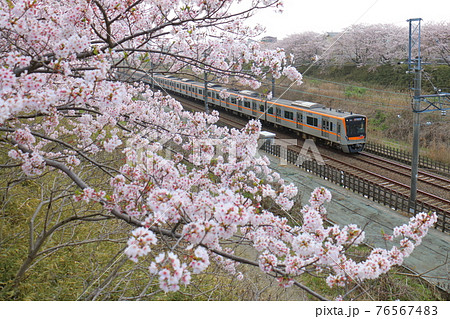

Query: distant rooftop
260 36 278 43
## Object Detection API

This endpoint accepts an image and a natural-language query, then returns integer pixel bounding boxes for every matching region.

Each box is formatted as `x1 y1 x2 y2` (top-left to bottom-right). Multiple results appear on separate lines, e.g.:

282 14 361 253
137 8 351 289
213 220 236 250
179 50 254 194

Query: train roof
291 100 322 109
207 83 223 88
239 90 260 97
259 131 276 139
267 97 365 119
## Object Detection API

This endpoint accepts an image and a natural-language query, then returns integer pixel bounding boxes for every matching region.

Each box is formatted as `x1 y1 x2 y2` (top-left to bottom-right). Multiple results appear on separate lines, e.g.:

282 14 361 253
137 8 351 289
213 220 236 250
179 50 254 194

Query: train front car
342 115 366 153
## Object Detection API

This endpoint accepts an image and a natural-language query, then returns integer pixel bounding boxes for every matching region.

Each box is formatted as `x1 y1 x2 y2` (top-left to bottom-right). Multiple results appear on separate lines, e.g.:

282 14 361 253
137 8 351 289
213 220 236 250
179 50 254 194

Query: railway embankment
261 151 450 294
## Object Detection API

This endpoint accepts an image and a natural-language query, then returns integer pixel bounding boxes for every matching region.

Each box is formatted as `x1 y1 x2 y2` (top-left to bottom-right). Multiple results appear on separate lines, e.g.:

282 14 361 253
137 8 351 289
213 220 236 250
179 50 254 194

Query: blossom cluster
149 252 191 293
125 227 158 262
8 149 45 176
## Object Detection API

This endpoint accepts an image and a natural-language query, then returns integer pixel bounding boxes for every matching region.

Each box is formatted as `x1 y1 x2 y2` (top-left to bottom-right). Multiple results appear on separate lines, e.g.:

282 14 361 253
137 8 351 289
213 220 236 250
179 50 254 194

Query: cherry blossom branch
1 127 121 178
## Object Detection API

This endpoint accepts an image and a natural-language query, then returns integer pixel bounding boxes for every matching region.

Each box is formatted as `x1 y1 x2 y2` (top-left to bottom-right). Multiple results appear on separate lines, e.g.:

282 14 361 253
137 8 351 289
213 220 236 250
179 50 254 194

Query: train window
346 118 366 137
208 92 212 97
244 101 250 108
231 98 237 104
284 111 294 120
268 107 273 114
260 104 265 112
199 89 203 95
307 116 318 127
330 122 334 131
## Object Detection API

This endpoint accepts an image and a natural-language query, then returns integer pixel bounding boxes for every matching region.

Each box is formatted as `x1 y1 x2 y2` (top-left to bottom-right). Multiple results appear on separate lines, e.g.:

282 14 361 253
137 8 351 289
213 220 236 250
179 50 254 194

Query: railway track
171 93 450 232
320 154 450 214
358 152 450 196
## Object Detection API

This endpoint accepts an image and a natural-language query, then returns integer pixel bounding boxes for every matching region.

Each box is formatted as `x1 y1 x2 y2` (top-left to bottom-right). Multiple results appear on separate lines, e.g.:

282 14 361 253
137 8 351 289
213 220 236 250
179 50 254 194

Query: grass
344 86 367 98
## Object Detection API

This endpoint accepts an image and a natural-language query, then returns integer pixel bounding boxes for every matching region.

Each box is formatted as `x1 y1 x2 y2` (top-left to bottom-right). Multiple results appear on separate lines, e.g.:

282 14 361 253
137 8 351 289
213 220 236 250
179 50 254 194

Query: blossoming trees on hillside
422 22 450 66
326 24 407 67
276 23 449 67
275 31 326 65
0 0 436 300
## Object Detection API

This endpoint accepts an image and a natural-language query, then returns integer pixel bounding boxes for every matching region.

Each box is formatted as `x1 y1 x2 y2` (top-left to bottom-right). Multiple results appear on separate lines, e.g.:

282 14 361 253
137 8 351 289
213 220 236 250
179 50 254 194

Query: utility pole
408 18 422 214
272 76 275 98
150 62 154 89
204 71 209 113
406 18 450 214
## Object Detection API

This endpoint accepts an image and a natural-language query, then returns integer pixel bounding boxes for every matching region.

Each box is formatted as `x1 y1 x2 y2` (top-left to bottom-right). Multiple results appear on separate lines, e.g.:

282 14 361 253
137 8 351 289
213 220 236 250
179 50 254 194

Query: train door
252 101 257 117
230 96 237 111
237 99 242 113
214 92 219 107
260 103 266 121
329 120 335 140
321 119 329 138
337 123 341 141
276 107 281 123
244 100 251 116
296 112 303 130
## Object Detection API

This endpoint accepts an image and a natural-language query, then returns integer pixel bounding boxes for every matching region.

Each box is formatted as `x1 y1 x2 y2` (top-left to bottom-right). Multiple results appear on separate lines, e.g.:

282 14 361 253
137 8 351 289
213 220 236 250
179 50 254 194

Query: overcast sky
247 0 450 39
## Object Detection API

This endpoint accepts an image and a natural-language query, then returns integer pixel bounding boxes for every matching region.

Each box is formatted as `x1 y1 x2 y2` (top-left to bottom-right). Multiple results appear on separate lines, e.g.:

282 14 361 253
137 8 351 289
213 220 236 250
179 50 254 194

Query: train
135 71 367 153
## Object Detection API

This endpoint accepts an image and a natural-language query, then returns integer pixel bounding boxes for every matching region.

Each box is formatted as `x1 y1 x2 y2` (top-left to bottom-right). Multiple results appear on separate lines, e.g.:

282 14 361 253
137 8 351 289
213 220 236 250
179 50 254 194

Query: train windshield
346 117 366 137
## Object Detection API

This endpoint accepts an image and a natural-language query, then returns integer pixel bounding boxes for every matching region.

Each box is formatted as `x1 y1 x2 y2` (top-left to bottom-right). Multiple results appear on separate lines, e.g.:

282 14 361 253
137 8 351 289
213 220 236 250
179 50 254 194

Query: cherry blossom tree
323 24 407 67
275 32 326 66
422 21 450 66
0 0 437 300
274 23 449 69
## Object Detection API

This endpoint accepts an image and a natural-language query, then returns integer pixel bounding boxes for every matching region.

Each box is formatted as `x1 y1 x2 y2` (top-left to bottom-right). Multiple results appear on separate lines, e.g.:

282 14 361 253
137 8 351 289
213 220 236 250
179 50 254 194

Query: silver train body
150 73 366 153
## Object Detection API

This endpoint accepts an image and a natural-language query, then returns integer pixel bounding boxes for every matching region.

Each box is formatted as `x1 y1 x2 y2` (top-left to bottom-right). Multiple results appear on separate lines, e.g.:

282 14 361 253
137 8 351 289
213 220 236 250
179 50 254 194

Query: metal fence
365 141 450 174
261 143 449 233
